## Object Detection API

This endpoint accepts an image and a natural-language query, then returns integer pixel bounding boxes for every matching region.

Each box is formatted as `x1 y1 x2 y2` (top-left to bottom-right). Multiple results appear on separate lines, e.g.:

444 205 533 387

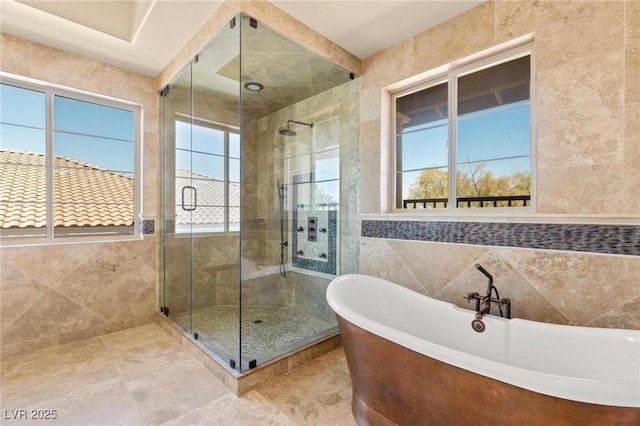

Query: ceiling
198 14 356 118
0 0 484 78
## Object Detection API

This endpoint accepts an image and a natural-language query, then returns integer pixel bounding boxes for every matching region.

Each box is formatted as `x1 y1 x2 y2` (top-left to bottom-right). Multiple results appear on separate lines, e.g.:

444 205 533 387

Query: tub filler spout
464 264 511 325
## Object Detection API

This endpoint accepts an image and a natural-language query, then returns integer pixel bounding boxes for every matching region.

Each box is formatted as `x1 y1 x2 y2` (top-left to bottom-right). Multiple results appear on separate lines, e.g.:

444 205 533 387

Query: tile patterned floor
174 306 337 367
0 323 358 426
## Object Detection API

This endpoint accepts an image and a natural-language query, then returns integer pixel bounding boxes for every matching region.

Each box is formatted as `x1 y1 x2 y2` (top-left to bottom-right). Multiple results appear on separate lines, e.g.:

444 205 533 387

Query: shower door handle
181 186 197 211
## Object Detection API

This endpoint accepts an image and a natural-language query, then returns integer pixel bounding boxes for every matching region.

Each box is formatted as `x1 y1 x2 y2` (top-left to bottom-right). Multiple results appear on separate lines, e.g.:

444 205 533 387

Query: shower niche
291 177 337 276
160 13 358 377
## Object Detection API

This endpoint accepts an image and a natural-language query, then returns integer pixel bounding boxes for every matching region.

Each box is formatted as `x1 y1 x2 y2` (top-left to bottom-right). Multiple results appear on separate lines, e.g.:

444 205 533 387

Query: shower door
162 63 194 334
162 21 242 366
190 27 241 364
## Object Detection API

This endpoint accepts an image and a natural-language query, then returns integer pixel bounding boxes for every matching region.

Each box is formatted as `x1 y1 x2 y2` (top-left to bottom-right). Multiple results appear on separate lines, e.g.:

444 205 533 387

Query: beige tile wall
0 34 160 356
358 1 640 329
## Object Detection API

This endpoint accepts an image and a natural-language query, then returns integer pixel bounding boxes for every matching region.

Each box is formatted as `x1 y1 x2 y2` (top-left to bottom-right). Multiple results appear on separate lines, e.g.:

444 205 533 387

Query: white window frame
0 73 143 246
389 43 535 215
174 114 240 235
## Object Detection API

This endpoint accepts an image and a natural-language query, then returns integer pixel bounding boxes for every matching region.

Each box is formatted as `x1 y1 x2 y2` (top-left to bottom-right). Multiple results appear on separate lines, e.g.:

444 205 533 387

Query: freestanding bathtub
327 274 640 425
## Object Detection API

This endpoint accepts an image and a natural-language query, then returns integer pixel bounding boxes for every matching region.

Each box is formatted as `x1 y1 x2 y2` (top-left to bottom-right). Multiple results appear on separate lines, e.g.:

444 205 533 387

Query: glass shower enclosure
160 13 359 372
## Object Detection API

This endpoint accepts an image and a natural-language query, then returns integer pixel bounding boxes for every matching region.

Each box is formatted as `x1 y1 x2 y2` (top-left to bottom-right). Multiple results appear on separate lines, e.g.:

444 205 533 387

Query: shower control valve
297 226 304 232
319 227 327 233
307 217 317 242
319 253 327 259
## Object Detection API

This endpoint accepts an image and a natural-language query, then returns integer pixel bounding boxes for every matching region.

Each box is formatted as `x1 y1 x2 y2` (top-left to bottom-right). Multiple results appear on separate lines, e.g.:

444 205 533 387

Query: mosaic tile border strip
361 220 640 256
139 219 155 235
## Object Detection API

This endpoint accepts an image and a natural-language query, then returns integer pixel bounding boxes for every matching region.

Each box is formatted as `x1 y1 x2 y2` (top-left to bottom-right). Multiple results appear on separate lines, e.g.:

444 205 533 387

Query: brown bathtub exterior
337 316 640 426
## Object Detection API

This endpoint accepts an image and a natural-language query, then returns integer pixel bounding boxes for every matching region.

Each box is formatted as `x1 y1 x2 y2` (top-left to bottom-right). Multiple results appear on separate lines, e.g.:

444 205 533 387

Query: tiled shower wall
256 80 360 275
359 1 640 329
0 34 160 357
254 80 360 317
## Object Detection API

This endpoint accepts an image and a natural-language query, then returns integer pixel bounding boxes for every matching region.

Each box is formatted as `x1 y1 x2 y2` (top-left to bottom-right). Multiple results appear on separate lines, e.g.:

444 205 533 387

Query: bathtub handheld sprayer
464 264 511 332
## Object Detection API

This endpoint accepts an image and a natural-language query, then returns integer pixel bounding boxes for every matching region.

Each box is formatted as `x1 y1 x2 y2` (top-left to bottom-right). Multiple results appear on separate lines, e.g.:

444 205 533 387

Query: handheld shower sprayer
277 180 285 199
277 179 287 276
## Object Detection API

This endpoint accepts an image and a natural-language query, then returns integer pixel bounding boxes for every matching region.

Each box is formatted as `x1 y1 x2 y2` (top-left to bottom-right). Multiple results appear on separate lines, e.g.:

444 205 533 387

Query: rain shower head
279 119 313 137
279 128 297 136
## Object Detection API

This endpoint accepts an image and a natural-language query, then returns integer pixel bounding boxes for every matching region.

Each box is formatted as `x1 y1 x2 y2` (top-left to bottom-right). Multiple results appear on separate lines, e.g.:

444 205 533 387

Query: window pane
2 83 138 240
0 154 47 239
1 124 46 153
456 157 531 207
229 183 240 208
175 149 191 172
0 84 47 240
398 124 448 172
457 104 530 165
54 96 134 141
192 124 224 155
399 168 448 209
53 97 135 235
0 202 47 239
192 176 224 208
54 132 133 175
229 132 240 159
229 207 240 231
315 149 339 182
229 158 240 183
175 120 238 233
191 207 225 232
314 180 339 209
175 120 191 151
396 82 448 133
456 55 530 208
458 56 530 116
396 82 448 208
175 207 192 231
191 151 224 180
0 84 45 128
53 163 134 236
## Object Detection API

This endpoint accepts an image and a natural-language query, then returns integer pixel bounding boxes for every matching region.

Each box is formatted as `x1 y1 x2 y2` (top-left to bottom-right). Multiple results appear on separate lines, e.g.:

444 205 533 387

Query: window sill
0 233 144 249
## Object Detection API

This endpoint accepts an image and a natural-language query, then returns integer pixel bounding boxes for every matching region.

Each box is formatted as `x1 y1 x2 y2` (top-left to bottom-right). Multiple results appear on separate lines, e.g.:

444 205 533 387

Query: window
0 76 141 242
174 117 239 233
285 117 340 212
392 46 532 210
